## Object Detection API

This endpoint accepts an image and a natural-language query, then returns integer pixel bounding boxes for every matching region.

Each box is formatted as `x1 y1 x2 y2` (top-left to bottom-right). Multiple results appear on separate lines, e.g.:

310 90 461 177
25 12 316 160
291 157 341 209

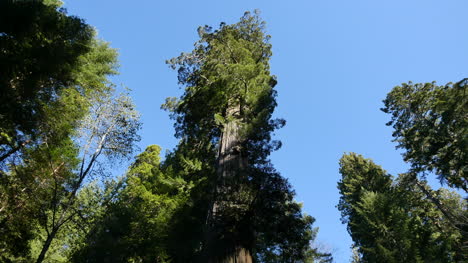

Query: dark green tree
0 2 140 262
0 39 121 262
382 79 467 191
166 11 328 262
72 145 192 263
381 79 467 254
0 0 94 164
338 153 465 262
0 1 93 261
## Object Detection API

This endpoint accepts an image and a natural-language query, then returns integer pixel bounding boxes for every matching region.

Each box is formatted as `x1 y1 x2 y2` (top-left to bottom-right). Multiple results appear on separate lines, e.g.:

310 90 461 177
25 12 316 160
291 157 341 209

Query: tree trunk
36 228 57 263
208 104 253 263
218 246 253 263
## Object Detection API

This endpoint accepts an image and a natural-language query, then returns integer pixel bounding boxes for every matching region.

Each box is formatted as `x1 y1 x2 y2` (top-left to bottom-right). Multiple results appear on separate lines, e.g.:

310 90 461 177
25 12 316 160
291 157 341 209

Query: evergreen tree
166 10 328 262
76 11 330 263
72 145 191 262
338 153 465 262
339 78 468 262
382 79 467 191
382 78 467 253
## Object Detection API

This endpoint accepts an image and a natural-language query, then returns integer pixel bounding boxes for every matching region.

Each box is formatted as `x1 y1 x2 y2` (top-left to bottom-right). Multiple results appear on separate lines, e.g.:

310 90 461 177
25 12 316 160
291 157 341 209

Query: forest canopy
0 1 466 263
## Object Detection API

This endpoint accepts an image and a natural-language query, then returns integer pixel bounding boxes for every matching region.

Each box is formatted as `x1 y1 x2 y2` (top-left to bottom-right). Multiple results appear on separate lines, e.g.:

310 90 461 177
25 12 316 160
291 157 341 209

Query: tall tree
381 79 467 250
0 0 94 165
32 88 140 263
382 79 467 191
167 11 327 262
338 153 465 262
0 2 141 261
71 145 192 262
0 38 122 262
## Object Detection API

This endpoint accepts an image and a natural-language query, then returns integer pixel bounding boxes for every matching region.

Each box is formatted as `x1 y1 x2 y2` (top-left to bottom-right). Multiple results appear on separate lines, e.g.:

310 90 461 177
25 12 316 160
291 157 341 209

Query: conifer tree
166 10 326 262
338 153 465 262
382 79 467 191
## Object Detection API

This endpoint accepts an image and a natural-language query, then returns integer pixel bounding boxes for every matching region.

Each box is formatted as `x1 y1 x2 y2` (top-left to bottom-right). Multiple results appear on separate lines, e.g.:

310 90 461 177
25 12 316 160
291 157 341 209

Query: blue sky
65 1 467 261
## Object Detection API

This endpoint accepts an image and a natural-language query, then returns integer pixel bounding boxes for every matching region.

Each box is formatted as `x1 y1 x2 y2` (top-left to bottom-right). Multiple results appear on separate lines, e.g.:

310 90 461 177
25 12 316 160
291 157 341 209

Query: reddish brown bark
208 104 253 263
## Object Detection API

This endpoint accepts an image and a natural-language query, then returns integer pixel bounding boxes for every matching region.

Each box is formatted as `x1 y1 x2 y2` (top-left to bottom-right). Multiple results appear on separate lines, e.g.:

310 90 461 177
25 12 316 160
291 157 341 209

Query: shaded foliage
165 10 329 262
382 80 468 191
0 4 335 262
0 0 94 164
338 153 465 262
0 2 140 262
72 145 191 262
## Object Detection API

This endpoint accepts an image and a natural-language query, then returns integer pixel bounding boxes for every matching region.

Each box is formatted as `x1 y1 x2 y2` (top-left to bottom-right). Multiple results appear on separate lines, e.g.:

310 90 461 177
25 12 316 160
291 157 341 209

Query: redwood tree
166 11 327 263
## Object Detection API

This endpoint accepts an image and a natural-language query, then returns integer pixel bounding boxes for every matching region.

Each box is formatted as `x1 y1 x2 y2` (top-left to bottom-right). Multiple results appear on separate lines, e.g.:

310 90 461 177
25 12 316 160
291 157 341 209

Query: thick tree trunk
208 104 253 263
217 247 253 263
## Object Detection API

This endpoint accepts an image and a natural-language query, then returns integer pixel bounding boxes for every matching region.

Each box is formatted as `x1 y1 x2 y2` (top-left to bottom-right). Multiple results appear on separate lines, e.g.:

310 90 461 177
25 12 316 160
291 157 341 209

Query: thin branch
0 139 31 163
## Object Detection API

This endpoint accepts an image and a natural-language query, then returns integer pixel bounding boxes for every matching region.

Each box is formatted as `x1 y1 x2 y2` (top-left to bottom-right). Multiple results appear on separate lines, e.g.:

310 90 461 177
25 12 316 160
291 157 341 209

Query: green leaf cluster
164 10 328 262
0 0 94 163
0 2 141 262
382 80 467 190
338 153 465 262
72 145 193 262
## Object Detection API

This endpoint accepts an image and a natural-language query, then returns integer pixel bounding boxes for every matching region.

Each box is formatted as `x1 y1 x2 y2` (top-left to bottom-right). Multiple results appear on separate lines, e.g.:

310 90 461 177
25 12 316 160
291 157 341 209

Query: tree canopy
165 11 328 262
338 78 468 262
0 1 140 262
0 0 95 165
0 2 465 263
338 153 465 262
382 80 467 191
71 10 332 263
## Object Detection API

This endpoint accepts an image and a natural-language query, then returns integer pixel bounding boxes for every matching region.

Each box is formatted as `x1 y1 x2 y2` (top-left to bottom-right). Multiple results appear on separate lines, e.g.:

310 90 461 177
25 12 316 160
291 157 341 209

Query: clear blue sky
65 1 467 261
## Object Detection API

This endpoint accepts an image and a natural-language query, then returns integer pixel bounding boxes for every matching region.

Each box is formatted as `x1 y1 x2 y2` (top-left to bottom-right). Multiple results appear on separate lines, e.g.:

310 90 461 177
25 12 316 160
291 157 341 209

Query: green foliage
252 174 332 262
0 0 94 164
27 86 140 263
72 145 192 262
0 3 140 261
382 80 468 191
165 10 327 262
340 78 468 262
165 10 282 155
338 153 465 262
27 182 107 262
